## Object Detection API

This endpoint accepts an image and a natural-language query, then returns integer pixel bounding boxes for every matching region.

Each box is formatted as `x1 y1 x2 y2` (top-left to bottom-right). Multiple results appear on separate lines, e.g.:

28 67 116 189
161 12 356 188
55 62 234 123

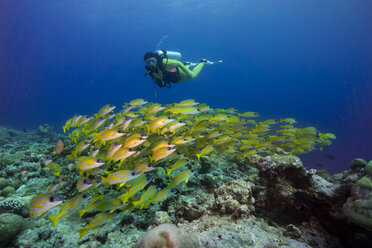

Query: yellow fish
110 147 136 162
166 158 188 176
174 99 199 107
29 194 62 218
78 212 117 238
93 129 125 143
146 103 166 114
48 194 90 227
123 134 147 148
147 116 174 132
151 147 176 162
169 169 195 187
77 156 105 171
95 104 116 118
196 145 213 160
152 140 175 153
129 98 148 107
167 106 200 115
238 111 260 118
105 142 122 159
280 118 297 124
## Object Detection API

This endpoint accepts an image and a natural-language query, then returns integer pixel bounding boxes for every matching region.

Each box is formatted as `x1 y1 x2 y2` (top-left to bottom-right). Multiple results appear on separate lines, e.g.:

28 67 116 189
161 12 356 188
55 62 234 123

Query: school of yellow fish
29 99 336 238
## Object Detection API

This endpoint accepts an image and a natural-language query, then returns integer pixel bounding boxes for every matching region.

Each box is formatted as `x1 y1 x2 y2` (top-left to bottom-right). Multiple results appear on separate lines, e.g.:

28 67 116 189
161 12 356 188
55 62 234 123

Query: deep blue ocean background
0 0 371 174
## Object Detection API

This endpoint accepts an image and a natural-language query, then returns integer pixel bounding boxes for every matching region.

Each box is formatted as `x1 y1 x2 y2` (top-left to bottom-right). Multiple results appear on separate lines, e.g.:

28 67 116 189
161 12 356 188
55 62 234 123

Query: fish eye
114 142 120 145
109 104 113 107
46 156 52 160
84 141 90 145
68 160 74 163
97 159 103 163
183 139 187 141
49 196 55 202
131 172 136 176
53 181 59 185
82 194 89 198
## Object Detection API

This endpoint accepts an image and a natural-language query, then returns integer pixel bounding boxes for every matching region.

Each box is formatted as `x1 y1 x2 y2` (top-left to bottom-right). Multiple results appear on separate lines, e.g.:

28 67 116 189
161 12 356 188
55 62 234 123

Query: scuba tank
154 50 182 61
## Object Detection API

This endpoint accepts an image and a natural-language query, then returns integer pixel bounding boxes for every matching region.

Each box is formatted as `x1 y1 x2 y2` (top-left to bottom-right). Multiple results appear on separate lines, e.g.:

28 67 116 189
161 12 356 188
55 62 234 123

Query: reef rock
343 173 372 231
349 158 367 171
0 213 24 247
0 178 8 190
213 179 255 218
134 223 200 248
37 124 54 136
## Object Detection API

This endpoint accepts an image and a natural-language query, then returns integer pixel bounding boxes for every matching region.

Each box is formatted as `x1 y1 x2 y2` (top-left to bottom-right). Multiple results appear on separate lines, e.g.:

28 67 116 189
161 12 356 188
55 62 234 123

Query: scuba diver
144 50 222 90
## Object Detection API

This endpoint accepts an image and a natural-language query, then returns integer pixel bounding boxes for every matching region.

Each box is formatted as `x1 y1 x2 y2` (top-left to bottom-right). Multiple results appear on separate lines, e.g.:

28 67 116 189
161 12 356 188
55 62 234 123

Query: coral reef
134 223 200 248
0 213 24 248
342 160 372 231
0 98 370 248
0 197 26 216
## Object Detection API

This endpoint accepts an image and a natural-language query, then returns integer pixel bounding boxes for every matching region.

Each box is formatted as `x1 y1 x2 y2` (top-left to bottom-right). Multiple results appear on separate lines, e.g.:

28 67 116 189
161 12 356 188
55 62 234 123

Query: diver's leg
189 63 205 79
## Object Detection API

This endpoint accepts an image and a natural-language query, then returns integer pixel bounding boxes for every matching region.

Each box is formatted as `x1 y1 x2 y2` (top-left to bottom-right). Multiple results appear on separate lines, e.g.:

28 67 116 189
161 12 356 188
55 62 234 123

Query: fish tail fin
132 200 141 208
165 168 172 176
71 149 78 159
117 183 126 190
118 194 129 205
78 209 86 218
78 227 89 238
101 176 106 184
48 215 60 228
52 170 60 178
56 166 61 176
196 153 201 161
167 181 174 189
143 200 152 209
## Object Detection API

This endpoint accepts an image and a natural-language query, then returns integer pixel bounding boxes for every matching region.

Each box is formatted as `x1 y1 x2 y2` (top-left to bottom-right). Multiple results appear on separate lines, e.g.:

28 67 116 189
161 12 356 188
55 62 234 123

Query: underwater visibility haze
1 1 372 247
1 0 371 173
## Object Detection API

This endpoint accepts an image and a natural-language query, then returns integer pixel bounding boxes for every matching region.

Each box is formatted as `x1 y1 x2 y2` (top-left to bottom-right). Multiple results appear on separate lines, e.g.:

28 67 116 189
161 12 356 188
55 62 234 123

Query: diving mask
145 57 157 71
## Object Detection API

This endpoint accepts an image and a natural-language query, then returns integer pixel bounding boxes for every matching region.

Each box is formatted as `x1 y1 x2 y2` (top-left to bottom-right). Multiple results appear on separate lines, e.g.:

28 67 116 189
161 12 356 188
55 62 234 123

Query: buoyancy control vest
145 50 182 88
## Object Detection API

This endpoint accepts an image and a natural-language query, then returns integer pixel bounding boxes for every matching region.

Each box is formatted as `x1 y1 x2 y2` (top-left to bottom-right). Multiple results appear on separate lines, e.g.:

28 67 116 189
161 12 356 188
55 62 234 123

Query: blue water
1 0 371 174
